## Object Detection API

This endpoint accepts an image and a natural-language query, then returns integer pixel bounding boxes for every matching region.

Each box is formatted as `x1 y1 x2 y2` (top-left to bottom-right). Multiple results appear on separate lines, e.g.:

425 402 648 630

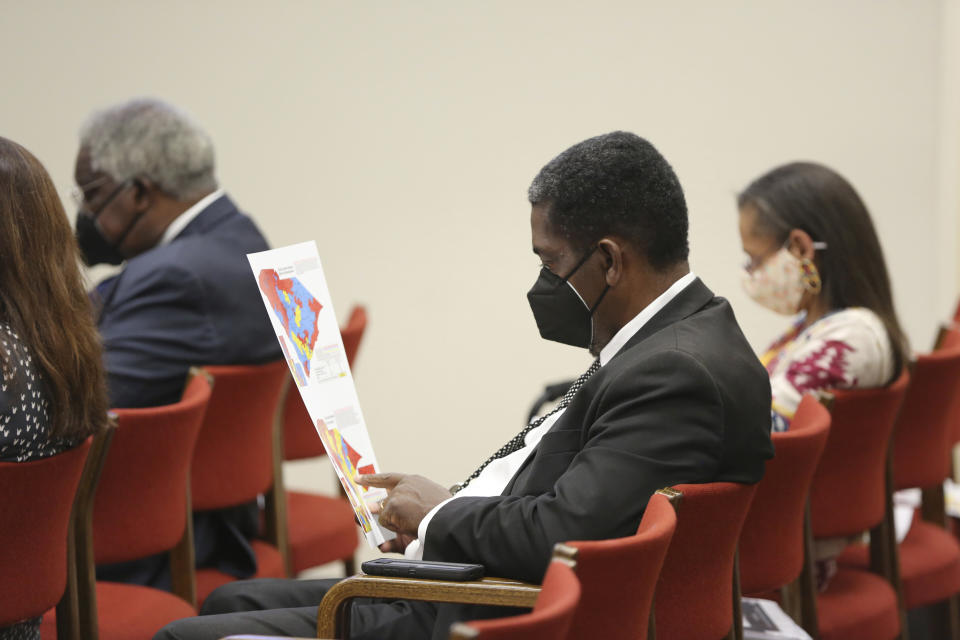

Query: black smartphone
361 558 484 581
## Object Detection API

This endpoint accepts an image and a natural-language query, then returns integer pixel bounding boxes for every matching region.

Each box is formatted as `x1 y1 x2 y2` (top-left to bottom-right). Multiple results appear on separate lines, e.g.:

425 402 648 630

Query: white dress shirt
158 188 225 246
404 271 697 559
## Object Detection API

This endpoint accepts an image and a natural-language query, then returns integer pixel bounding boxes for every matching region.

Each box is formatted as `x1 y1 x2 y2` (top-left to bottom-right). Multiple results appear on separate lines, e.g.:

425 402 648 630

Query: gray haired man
75 98 219 266
73 98 282 587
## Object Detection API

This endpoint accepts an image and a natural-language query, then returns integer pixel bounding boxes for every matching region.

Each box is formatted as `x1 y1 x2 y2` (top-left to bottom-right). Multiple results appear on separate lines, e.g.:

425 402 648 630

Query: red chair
807 371 909 640
283 305 367 575
840 347 960 637
739 395 831 633
223 557 579 640
939 326 960 351
563 491 677 640
654 482 758 640
0 436 93 640
41 372 212 640
314 492 676 640
448 559 581 639
191 360 290 604
935 325 960 447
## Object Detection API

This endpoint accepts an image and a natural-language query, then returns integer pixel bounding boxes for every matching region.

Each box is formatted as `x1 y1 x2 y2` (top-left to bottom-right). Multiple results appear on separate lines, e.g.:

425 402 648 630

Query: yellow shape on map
294 303 302 327
283 291 290 303
292 333 314 361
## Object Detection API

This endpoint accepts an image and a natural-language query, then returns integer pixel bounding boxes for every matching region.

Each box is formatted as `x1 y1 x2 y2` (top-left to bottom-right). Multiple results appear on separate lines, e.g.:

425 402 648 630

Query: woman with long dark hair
738 161 908 433
738 162 908 590
0 137 109 639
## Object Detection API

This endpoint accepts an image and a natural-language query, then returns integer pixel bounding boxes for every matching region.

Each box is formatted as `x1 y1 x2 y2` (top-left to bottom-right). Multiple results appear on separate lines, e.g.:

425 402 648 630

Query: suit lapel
502 451 533 495
502 278 716 496
611 277 715 361
94 273 125 326
95 195 238 325
175 194 236 239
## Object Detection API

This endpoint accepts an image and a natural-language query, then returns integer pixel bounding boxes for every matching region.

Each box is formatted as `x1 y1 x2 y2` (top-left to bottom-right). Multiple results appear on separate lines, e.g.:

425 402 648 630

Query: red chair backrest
739 395 831 593
808 370 908 538
564 492 676 640
655 482 757 640
93 373 212 564
0 437 91 625
191 360 288 510
891 347 960 490
939 326 960 351
935 326 960 446
455 560 581 640
341 305 368 367
284 305 368 461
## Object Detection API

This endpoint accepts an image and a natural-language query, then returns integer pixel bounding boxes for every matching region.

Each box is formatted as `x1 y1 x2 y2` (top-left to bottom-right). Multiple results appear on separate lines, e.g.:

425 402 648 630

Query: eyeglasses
70 175 111 209
71 178 131 219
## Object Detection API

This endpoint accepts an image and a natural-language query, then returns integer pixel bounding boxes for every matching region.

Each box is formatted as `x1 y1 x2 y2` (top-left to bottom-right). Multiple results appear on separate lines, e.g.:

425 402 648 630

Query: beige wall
946 0 960 298
1 1 956 495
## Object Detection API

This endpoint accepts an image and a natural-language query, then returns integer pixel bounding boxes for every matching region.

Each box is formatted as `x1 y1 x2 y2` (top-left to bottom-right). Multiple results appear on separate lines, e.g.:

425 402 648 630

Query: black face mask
526 246 610 348
75 212 124 266
74 180 145 267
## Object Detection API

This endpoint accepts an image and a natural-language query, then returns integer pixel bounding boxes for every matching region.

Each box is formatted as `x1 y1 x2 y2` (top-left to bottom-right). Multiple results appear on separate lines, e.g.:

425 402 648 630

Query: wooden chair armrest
316 574 540 638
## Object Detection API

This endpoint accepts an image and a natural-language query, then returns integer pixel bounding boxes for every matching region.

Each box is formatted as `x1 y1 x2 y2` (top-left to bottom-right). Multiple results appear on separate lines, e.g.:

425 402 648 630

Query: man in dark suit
156 131 773 640
74 98 281 409
73 98 282 586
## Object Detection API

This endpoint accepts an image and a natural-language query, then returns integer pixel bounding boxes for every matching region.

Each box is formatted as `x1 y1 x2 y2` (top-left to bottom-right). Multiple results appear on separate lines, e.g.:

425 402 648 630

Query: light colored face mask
741 243 825 315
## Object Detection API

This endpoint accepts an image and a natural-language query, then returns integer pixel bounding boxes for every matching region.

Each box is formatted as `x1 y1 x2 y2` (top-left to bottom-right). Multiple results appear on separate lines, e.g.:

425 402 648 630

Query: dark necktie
453 359 601 493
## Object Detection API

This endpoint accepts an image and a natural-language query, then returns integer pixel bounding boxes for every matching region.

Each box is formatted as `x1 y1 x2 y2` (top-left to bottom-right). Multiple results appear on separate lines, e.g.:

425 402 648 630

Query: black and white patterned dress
0 322 69 640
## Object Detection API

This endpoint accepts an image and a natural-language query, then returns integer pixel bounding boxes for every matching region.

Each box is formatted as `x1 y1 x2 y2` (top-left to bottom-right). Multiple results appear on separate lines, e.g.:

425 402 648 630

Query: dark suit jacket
97 194 282 409
424 277 774 585
94 194 281 587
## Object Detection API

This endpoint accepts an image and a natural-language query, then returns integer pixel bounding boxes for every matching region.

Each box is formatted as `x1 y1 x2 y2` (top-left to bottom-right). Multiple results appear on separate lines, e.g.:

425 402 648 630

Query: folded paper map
248 241 394 547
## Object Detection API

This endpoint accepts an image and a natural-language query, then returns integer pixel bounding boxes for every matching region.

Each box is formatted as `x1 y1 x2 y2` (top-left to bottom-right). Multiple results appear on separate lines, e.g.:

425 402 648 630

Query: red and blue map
258 269 323 381
318 419 376 532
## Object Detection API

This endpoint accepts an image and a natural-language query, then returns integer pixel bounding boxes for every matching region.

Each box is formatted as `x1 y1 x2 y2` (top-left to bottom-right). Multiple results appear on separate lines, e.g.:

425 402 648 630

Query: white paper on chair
742 598 812 640
893 487 921 544
945 478 960 519
247 241 395 548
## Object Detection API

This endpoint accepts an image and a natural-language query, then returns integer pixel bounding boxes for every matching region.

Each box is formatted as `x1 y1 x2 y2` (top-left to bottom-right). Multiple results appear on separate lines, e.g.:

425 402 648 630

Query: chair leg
731 550 743 640
56 518 81 640
344 554 356 576
799 503 820 638
948 593 960 640
779 580 801 625
647 598 656 640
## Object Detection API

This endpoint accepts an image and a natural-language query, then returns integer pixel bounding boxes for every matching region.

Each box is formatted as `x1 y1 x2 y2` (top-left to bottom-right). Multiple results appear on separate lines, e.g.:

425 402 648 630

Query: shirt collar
159 188 225 246
599 272 697 366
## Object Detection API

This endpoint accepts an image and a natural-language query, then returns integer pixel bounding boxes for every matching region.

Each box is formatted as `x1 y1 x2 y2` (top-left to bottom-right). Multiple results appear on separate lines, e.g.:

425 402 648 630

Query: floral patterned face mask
741 243 826 315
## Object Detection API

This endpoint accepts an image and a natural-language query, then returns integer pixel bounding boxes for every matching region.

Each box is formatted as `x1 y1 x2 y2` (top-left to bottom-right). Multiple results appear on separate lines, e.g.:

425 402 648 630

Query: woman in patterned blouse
738 162 909 431
737 161 909 590
0 137 109 640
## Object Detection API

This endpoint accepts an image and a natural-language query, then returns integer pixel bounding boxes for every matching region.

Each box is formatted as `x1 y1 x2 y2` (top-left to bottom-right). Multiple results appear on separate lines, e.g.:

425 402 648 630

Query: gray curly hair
80 98 217 201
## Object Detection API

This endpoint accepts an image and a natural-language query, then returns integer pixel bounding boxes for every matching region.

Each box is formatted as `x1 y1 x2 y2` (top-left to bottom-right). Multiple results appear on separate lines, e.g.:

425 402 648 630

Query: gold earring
800 258 822 294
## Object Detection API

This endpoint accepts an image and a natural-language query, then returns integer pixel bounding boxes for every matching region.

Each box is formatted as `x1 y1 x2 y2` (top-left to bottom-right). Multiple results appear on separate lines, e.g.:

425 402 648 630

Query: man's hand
359 472 453 537
377 532 416 554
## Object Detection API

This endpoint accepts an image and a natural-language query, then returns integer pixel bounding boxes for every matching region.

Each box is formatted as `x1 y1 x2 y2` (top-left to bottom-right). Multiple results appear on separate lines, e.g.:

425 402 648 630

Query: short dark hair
738 161 909 373
528 131 688 270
